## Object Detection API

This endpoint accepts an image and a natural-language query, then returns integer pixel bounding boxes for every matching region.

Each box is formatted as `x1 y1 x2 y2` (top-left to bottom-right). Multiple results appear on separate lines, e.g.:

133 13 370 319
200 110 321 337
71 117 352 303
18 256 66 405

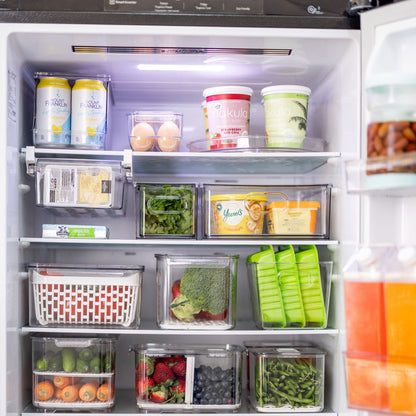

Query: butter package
42 224 109 239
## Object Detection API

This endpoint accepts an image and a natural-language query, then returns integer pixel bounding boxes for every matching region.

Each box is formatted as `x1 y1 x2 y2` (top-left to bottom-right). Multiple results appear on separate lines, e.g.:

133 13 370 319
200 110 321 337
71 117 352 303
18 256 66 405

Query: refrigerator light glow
137 64 225 72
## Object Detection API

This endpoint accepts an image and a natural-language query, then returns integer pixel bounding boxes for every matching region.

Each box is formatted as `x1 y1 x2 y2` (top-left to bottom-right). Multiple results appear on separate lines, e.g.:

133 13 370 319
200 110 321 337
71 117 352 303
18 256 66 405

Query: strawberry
136 375 155 399
150 389 167 403
171 280 181 299
195 309 227 321
136 357 154 376
170 377 186 404
172 377 186 394
153 362 175 384
171 360 186 377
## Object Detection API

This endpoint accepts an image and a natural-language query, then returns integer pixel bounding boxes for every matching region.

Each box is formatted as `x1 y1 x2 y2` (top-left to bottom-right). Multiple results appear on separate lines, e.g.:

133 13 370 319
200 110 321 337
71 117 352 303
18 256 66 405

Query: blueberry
195 391 203 400
196 372 206 381
221 380 229 389
215 397 223 405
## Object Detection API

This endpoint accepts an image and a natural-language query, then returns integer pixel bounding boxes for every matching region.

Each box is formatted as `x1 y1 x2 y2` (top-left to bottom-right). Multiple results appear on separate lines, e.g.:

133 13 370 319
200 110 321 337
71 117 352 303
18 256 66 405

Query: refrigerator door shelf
345 152 416 197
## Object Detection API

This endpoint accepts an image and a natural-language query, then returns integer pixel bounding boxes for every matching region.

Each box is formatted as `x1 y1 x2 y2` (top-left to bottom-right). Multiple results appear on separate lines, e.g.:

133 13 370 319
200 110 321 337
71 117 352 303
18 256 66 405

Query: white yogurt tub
203 86 253 150
261 85 311 148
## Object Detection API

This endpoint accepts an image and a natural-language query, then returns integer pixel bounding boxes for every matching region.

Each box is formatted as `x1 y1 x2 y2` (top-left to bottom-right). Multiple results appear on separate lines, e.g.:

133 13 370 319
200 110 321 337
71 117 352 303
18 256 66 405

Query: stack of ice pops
246 245 331 329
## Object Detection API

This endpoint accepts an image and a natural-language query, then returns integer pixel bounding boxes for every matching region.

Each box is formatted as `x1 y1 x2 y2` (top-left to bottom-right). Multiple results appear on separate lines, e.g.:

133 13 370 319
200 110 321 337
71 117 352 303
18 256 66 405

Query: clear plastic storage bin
28 263 143 328
131 344 243 411
33 72 111 150
204 184 331 239
137 184 196 238
35 158 127 214
248 346 325 412
32 335 117 409
155 254 239 329
246 245 332 329
128 111 183 152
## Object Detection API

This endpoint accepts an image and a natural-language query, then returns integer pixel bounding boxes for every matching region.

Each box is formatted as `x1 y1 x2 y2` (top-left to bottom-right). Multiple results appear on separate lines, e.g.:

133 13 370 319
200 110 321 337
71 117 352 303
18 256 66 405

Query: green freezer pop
247 246 286 326
275 245 305 327
295 245 326 327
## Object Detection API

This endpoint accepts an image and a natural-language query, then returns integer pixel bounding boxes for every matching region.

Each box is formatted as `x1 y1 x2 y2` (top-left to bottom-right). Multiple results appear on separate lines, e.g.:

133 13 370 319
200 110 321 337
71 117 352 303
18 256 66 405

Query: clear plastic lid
248 346 325 357
261 85 311 96
131 343 245 355
28 263 144 271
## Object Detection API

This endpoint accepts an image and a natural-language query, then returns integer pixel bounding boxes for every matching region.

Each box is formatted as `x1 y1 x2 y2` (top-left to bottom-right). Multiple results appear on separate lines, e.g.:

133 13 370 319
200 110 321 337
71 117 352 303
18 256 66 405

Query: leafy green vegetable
142 185 194 235
180 267 228 315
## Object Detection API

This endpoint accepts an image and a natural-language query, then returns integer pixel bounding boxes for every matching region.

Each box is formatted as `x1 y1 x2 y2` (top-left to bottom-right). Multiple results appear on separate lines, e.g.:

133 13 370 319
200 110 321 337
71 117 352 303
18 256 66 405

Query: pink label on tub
206 93 251 149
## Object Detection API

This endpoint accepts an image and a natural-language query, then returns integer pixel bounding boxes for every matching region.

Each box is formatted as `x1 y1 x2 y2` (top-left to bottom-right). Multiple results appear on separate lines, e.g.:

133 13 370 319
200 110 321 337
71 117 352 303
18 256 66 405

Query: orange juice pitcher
386 246 416 413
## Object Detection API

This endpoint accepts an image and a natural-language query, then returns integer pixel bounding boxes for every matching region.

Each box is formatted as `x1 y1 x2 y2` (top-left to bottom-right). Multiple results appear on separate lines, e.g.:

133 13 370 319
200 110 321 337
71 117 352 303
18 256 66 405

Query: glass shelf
18 237 340 249
21 322 339 336
22 389 337 416
22 147 340 178
131 151 340 177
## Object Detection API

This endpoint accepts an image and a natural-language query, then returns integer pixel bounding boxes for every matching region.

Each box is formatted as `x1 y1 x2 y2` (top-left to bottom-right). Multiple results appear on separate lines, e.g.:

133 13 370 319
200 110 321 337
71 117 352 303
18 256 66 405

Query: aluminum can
71 79 107 149
35 77 71 146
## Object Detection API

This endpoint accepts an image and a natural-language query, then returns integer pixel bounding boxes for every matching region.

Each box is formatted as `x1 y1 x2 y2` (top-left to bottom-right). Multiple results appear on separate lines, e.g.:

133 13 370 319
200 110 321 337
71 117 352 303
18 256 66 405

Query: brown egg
157 121 181 152
130 122 155 151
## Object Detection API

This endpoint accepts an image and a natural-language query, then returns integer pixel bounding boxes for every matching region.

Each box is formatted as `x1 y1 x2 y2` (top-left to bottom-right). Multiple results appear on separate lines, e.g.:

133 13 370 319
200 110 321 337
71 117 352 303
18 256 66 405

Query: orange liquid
386 282 416 413
344 281 387 354
346 354 389 410
387 356 416 414
386 282 416 357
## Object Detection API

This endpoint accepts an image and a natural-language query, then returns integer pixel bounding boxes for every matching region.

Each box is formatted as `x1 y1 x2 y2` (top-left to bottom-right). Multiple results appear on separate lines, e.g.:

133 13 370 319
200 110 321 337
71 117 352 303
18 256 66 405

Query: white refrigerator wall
0 23 363 415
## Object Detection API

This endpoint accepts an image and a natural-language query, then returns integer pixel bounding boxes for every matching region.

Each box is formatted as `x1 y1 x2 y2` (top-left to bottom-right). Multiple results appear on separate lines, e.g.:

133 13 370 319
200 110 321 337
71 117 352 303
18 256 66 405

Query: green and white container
261 85 311 148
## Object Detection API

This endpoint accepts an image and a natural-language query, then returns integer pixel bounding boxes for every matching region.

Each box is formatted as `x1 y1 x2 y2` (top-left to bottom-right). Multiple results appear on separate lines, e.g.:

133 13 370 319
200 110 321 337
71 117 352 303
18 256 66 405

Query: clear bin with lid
32 335 117 409
35 158 127 215
137 183 196 238
248 346 325 412
128 111 183 152
131 343 243 411
204 184 331 239
28 263 143 328
155 254 239 330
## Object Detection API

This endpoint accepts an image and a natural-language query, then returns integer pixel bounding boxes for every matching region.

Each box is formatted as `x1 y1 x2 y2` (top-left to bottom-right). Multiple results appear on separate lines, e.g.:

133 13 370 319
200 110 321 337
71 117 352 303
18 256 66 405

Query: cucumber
48 353 63 371
90 356 101 373
79 347 94 362
62 347 76 372
76 358 89 373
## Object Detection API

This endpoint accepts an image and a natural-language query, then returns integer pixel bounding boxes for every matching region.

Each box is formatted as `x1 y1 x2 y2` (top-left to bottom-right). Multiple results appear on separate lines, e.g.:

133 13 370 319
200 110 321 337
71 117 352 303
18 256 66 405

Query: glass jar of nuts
367 82 416 173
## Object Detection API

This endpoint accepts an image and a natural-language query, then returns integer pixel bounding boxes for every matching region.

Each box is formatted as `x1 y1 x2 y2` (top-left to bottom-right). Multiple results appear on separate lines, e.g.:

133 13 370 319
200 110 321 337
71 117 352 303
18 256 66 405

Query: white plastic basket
31 270 141 327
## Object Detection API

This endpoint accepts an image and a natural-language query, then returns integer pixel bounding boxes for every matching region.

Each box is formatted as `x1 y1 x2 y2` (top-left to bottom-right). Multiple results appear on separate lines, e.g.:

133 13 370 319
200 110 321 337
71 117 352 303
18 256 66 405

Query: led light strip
72 46 292 55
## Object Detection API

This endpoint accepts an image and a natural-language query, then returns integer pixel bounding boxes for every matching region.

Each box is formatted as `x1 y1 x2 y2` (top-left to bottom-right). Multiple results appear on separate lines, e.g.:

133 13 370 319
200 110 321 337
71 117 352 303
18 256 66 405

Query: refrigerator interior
1 23 363 415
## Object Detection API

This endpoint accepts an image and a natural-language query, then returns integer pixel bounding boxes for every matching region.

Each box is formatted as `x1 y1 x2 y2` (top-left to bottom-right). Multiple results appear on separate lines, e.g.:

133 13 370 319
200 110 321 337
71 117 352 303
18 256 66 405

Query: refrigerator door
360 0 416 246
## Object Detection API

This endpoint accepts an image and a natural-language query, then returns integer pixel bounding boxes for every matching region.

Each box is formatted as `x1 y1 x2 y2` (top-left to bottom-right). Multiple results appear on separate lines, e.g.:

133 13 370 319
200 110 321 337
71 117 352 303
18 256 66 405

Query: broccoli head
179 267 229 315
170 294 200 321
